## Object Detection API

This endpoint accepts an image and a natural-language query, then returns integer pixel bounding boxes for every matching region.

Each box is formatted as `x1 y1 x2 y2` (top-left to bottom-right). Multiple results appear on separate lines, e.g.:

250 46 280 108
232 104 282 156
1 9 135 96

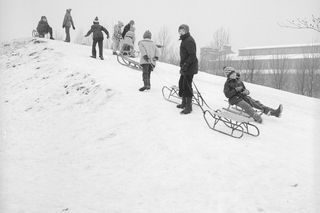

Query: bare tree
241 55 261 83
166 45 180 66
295 52 320 97
279 15 320 32
270 54 289 90
211 27 230 50
155 26 171 62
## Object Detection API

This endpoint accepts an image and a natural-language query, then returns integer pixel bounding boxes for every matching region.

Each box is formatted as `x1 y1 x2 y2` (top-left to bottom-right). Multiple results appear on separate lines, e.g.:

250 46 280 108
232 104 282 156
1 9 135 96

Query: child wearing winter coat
112 21 124 55
120 26 135 56
36 16 54 39
62 8 75 42
85 17 109 60
138 30 159 91
223 66 283 123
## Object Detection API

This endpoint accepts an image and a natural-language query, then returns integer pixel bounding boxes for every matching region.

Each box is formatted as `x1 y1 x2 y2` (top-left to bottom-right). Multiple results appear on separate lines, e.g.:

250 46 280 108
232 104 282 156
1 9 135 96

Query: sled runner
223 100 263 118
161 85 203 106
203 109 260 139
116 53 142 70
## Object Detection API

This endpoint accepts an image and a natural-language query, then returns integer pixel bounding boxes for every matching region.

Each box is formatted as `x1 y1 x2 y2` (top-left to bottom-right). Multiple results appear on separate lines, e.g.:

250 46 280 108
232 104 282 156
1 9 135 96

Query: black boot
270 104 283 117
180 97 192 114
139 80 148 92
252 113 263 123
177 97 186 109
99 56 104 60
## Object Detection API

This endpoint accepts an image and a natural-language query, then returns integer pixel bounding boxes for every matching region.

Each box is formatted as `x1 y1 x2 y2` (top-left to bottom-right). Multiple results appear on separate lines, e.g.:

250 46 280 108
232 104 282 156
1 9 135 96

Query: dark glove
235 86 244 92
143 55 149 61
153 56 159 61
73 26 75 30
241 89 250 95
62 25 65 28
180 63 187 73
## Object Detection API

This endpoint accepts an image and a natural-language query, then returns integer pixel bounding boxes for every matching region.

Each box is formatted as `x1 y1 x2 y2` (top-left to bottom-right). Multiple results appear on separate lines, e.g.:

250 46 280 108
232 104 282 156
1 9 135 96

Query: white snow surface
1 38 320 213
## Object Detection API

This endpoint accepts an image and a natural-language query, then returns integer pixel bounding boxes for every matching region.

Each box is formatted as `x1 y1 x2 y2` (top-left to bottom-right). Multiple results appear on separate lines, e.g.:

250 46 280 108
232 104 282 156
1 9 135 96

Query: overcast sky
0 0 319 51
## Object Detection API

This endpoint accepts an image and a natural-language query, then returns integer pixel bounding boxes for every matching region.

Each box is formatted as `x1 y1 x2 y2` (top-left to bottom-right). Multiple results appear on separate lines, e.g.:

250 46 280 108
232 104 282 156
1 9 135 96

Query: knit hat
129 20 135 25
66 8 72 12
223 66 236 77
178 24 189 33
93 17 99 24
143 30 152 39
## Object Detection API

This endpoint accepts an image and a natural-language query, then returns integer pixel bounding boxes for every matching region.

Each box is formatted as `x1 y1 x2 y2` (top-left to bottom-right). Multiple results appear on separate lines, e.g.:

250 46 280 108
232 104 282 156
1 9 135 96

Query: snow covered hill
1 38 319 213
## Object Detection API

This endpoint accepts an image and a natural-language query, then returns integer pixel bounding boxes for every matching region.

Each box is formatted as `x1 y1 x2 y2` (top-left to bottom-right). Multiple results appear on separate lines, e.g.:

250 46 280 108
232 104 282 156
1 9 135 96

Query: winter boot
90 55 96 59
99 56 104 60
252 113 263 124
177 97 186 109
180 97 192 114
139 80 148 92
50 37 54 40
112 51 117 55
270 104 283 117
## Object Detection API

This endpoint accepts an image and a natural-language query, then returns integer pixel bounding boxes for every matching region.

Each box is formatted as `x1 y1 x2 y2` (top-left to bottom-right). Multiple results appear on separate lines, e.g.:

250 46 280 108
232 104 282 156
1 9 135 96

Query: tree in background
155 26 171 62
270 54 289 90
211 27 230 50
279 15 320 32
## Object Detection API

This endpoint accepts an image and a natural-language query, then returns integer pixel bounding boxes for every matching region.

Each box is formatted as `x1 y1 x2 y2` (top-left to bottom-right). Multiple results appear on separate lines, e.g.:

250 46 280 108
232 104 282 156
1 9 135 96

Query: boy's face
179 29 186 36
229 72 237 79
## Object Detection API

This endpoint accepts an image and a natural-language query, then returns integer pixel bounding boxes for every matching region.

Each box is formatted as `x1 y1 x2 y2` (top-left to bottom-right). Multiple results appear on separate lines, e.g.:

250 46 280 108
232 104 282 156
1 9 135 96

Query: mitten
242 89 250 95
143 55 149 61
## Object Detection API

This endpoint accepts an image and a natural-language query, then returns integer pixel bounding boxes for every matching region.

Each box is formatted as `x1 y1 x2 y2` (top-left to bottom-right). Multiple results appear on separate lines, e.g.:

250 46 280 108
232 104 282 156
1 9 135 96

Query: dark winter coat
37 20 51 35
179 32 198 75
122 24 131 39
223 78 247 105
86 23 109 41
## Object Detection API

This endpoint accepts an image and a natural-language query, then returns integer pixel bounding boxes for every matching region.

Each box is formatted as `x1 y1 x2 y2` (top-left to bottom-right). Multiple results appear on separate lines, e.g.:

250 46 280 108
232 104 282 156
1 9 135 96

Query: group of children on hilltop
36 15 282 122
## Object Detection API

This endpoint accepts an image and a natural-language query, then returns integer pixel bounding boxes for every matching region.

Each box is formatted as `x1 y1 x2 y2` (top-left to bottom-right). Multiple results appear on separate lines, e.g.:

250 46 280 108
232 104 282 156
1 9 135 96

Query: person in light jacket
62 8 75 42
138 30 159 91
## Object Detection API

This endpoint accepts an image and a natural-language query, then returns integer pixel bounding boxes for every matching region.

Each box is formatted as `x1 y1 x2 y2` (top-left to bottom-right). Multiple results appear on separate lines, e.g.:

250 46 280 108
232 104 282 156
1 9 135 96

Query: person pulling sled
138 30 159 91
176 24 198 114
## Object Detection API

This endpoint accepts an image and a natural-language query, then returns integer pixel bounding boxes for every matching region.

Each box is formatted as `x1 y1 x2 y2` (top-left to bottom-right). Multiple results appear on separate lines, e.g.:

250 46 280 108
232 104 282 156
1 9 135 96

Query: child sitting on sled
223 66 283 123
137 30 159 91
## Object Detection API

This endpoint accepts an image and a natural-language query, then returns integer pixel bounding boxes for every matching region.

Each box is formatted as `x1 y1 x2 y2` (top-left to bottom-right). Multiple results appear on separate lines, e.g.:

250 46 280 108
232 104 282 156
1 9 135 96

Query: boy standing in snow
112 21 124 55
223 66 283 123
62 9 75 42
138 30 159 91
36 16 54 39
177 24 198 114
85 17 109 60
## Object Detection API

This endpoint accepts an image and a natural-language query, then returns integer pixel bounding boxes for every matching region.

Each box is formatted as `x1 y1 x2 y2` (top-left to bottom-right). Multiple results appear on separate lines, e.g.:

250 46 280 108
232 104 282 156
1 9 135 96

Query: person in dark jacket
122 20 135 40
176 24 198 114
223 66 283 123
62 8 75 42
85 17 109 60
36 16 54 39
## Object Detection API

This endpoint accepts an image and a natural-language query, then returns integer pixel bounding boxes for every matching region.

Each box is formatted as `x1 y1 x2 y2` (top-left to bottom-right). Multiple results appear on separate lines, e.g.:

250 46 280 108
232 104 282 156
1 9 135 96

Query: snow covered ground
0 38 319 213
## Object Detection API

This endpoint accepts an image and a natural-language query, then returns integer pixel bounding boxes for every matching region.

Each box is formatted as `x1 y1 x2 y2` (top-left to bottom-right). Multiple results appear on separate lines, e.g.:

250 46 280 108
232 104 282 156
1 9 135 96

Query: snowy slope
0 38 319 213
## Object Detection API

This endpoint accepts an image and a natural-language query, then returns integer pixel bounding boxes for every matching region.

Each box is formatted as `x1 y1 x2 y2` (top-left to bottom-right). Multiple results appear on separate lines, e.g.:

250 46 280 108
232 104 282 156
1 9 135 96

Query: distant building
200 43 320 74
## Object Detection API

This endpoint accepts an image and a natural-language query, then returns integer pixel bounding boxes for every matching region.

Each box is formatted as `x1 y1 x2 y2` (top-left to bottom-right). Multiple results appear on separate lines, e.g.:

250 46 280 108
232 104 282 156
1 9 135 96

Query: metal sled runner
203 109 260 139
162 85 204 106
116 53 142 71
